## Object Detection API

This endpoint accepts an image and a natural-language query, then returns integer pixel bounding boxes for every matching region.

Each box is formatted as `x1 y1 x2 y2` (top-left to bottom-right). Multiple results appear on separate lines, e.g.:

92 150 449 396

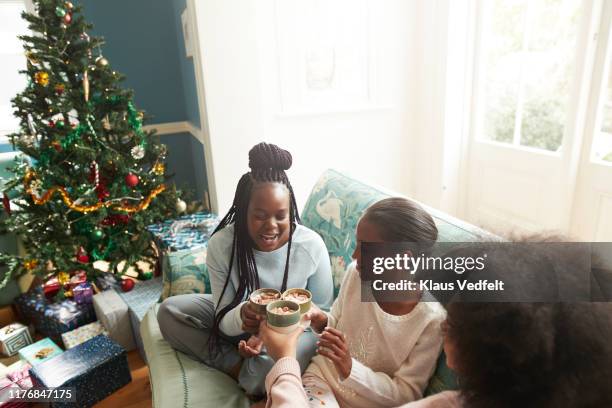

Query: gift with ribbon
18 337 63 366
0 323 33 356
0 360 34 407
73 282 93 305
14 288 96 344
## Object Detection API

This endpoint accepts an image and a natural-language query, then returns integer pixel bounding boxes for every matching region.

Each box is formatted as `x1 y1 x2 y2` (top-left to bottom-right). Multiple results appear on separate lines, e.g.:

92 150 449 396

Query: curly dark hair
443 241 612 408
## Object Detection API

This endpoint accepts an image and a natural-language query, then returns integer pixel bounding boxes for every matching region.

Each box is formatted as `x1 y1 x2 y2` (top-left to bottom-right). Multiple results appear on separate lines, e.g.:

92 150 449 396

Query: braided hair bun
248 142 292 172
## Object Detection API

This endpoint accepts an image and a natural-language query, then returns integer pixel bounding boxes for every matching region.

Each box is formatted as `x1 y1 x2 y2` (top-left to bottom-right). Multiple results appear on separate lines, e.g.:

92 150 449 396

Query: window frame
0 0 35 144
470 0 593 157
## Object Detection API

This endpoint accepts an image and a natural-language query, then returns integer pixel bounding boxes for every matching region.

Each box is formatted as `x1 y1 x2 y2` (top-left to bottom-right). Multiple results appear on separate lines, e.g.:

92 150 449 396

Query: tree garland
24 168 165 213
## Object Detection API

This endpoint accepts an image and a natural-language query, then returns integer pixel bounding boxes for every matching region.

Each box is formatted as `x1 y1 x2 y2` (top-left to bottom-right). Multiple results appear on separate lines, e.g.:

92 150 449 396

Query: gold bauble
95 56 109 67
34 71 49 86
153 163 165 175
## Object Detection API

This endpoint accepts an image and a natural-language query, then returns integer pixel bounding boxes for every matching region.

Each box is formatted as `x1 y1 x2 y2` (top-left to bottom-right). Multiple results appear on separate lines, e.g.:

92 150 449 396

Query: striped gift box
0 323 33 357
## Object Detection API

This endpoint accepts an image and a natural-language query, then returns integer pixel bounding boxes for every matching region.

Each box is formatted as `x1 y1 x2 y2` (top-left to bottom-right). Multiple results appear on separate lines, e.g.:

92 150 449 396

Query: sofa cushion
302 169 493 295
141 304 249 408
162 246 211 300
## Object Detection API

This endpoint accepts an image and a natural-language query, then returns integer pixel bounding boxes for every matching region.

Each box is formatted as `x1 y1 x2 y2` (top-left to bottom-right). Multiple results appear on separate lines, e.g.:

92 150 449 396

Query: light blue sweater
207 223 333 336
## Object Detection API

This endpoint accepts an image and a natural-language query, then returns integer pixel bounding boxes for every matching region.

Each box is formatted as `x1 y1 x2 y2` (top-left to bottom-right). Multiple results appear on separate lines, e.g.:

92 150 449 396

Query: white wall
194 0 420 213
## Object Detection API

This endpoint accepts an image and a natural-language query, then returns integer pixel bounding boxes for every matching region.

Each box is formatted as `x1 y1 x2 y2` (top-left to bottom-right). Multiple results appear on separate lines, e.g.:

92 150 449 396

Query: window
474 0 582 152
592 34 612 163
0 0 30 141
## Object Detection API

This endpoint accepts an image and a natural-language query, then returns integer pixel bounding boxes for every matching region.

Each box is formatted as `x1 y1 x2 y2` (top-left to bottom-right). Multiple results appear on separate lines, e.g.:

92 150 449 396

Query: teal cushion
161 246 212 300
301 170 387 294
424 351 458 396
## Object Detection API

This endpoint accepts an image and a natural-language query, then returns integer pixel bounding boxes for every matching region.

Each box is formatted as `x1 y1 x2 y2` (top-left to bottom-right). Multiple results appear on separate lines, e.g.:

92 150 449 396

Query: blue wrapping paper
29 335 131 408
14 288 96 344
117 278 162 362
147 212 219 252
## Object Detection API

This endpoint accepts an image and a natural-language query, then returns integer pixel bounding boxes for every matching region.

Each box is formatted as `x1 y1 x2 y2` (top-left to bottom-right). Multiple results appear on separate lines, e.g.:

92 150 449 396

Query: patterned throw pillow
161 246 211 299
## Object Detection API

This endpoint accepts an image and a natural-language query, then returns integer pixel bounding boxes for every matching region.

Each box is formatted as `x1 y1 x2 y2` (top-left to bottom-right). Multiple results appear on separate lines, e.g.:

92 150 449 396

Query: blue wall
82 0 207 202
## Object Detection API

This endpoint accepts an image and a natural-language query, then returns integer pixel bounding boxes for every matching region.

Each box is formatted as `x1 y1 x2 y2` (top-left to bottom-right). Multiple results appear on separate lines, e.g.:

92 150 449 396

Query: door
464 0 601 237
571 0 612 241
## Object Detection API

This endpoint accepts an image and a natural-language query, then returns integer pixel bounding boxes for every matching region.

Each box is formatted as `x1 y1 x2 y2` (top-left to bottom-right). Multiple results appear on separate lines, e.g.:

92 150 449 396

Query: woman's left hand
317 327 352 379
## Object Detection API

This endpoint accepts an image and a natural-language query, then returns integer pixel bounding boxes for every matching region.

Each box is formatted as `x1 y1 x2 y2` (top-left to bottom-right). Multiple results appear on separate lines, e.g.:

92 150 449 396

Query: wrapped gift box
147 212 219 252
0 323 33 357
148 213 218 299
117 278 162 362
13 288 96 344
72 283 93 305
30 335 131 408
0 360 33 408
61 321 107 349
94 273 120 292
18 338 62 366
93 290 135 351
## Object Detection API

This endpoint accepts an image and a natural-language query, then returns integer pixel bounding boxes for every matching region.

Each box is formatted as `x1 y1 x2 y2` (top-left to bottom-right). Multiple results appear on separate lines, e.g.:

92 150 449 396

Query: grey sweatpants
157 294 318 396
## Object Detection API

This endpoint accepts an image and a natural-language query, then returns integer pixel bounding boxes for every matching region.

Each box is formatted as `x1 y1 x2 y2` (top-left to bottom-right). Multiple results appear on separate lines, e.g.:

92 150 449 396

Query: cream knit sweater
304 264 446 408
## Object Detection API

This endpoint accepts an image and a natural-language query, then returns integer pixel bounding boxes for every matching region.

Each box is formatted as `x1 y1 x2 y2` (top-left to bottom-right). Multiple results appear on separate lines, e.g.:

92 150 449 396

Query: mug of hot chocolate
265 300 301 333
249 288 281 315
282 288 312 314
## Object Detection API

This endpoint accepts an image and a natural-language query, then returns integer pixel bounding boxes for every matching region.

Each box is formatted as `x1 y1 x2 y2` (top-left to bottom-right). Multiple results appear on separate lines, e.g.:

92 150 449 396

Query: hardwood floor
95 350 152 408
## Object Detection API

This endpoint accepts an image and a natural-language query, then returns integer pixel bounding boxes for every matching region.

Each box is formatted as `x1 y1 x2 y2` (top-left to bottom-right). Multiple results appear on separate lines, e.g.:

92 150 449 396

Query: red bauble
121 278 135 292
76 251 89 263
125 173 139 187
64 13 72 24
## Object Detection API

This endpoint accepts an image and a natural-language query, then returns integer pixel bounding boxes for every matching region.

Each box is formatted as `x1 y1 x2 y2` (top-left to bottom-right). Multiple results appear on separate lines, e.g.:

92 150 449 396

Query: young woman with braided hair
158 142 334 396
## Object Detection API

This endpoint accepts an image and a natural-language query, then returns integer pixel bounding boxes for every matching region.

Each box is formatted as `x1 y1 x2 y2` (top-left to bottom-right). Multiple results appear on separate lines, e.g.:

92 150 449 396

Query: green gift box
18 337 63 366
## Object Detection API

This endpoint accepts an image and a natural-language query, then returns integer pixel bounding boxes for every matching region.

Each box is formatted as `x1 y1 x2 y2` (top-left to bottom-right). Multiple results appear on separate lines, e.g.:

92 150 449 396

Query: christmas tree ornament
26 114 36 133
76 248 89 263
121 278 134 292
125 173 139 187
56 120 65 129
63 13 72 24
91 228 104 241
152 163 165 175
141 271 153 280
34 71 49 86
54 83 65 95
131 145 145 160
102 115 111 130
95 56 109 67
19 134 36 147
24 259 38 271
82 71 89 101
25 51 39 65
57 271 70 285
176 199 187 213
2 193 11 215
55 6 66 17
65 1 74 10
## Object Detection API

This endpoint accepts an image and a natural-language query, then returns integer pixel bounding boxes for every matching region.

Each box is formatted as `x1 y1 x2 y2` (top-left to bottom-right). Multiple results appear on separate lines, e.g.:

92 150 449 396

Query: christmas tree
0 0 180 293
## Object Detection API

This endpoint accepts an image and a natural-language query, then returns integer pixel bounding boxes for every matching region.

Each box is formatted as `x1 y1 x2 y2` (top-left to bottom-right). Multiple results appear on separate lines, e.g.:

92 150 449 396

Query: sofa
141 169 493 407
